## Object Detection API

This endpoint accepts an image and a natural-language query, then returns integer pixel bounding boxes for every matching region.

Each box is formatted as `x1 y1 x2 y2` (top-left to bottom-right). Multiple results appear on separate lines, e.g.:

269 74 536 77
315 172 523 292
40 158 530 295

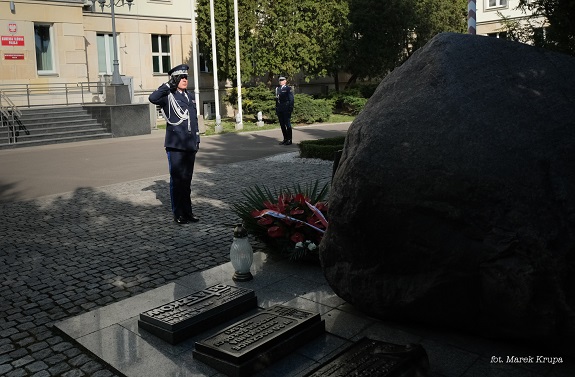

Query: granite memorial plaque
304 337 429 377
193 305 325 377
138 284 257 344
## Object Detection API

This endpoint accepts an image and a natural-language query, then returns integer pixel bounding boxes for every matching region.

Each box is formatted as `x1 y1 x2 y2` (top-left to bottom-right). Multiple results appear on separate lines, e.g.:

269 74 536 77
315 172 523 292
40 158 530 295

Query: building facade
0 0 221 112
476 0 543 38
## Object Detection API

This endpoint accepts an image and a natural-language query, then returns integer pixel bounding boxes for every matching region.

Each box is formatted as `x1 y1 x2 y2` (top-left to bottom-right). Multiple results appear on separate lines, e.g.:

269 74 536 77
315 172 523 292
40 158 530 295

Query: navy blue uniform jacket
276 85 294 113
149 83 200 151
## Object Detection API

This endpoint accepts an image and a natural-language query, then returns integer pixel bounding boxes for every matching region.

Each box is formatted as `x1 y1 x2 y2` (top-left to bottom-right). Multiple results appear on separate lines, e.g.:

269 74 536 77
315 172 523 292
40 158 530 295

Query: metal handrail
0 81 104 108
78 81 105 104
0 90 22 144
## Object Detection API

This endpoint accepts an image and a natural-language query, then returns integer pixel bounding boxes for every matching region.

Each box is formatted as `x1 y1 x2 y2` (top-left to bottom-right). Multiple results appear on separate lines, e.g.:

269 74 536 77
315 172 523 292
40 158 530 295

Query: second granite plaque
138 284 257 344
193 305 325 377
303 337 429 377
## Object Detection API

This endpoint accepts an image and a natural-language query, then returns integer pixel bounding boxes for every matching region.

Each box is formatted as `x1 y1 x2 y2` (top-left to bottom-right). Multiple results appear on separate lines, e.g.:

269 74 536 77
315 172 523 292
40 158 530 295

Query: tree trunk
266 72 275 88
344 73 358 90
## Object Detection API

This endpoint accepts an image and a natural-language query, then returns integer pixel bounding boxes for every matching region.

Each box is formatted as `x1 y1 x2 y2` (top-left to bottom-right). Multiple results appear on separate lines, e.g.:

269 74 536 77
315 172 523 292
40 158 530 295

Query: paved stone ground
0 153 332 377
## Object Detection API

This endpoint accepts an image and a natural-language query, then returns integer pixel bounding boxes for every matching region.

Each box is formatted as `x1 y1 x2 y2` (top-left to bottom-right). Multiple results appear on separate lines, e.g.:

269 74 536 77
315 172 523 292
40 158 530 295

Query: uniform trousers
166 148 197 219
277 111 292 141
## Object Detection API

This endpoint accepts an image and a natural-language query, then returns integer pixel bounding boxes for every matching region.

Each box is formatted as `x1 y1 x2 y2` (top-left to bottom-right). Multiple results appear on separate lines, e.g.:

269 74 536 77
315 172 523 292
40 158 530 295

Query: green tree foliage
497 11 547 45
411 0 469 51
196 0 258 81
339 0 412 83
299 1 350 80
195 0 466 90
196 0 349 84
339 0 467 86
516 0 575 55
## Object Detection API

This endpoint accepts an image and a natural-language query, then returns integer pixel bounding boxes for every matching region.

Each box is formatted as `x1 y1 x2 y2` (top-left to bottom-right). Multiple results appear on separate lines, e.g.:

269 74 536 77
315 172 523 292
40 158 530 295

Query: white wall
476 0 543 35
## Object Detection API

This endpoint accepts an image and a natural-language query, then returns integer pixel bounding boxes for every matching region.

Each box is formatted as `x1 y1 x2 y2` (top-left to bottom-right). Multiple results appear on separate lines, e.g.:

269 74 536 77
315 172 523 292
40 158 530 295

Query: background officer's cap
278 76 286 81
168 64 189 76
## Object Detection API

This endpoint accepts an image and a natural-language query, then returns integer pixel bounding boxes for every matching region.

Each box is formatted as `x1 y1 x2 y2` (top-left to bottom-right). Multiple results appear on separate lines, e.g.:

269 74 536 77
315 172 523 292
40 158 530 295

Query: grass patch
327 114 355 123
155 114 354 135
202 119 277 136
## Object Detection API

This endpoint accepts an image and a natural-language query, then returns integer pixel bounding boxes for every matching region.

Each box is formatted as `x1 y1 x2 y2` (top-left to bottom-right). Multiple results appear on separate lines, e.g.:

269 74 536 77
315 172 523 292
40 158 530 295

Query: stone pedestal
105 84 131 105
198 117 206 134
84 103 152 137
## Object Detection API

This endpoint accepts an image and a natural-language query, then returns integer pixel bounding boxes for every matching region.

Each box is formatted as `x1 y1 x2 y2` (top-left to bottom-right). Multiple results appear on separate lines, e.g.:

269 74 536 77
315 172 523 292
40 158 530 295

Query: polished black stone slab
193 305 325 377
138 284 257 344
304 337 429 377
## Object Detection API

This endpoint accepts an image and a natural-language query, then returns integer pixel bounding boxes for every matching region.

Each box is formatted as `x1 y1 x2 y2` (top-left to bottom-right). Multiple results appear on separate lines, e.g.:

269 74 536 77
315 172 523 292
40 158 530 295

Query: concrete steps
0 106 112 149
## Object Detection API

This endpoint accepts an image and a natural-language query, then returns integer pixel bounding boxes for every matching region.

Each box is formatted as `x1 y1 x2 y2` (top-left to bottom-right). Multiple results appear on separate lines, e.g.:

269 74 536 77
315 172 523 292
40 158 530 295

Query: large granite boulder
321 33 575 343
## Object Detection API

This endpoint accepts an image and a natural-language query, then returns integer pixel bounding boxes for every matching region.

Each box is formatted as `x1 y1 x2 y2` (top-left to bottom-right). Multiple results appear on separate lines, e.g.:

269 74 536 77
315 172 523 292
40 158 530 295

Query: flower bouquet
232 181 329 261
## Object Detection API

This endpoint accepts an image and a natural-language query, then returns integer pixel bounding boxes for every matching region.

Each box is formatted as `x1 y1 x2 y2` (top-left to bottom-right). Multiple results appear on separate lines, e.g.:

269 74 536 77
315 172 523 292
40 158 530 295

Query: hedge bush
226 83 376 122
225 83 276 122
299 136 345 161
226 84 334 124
292 94 332 124
326 89 368 115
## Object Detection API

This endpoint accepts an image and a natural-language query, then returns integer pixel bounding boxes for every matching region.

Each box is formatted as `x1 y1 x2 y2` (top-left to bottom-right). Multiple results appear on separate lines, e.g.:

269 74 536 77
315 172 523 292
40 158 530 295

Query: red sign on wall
1 35 24 46
4 53 24 60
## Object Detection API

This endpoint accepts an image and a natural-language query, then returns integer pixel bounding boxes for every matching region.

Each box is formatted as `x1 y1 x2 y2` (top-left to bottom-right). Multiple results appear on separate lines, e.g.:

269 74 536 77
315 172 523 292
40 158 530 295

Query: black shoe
174 216 190 225
186 214 200 222
285 140 292 145
279 140 287 145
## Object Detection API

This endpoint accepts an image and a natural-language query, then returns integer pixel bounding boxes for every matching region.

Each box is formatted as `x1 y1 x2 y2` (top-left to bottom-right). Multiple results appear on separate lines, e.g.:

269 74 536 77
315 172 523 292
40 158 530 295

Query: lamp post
209 0 222 133
93 0 133 85
233 0 243 130
92 0 133 104
190 0 201 118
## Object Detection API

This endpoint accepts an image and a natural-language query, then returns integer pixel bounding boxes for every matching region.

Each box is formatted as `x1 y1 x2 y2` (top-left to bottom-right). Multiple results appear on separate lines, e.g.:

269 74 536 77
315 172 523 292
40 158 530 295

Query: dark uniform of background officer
149 64 200 225
275 76 294 145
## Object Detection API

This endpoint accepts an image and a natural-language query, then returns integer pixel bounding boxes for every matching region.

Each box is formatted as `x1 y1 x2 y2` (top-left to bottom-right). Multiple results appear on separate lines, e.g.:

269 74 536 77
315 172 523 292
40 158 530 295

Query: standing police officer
149 64 200 225
275 76 294 145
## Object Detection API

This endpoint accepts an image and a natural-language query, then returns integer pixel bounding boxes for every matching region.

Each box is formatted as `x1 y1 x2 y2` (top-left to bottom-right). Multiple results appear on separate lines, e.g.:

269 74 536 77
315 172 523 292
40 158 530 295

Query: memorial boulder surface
322 33 575 343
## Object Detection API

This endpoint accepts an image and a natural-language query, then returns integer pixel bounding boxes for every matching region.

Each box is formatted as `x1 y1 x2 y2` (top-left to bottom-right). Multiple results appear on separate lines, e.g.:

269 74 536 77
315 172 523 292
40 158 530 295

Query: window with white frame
486 0 508 8
487 31 508 39
96 33 118 75
199 53 211 72
202 102 215 119
198 41 210 72
34 23 55 74
152 34 171 74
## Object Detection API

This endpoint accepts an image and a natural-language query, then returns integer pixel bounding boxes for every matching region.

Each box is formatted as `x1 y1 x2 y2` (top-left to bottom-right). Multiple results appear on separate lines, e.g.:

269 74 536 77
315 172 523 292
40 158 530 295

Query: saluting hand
168 77 177 90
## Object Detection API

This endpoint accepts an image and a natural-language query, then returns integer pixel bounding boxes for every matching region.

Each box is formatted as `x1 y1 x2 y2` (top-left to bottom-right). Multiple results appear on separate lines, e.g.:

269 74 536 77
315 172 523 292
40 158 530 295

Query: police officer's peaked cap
168 64 189 76
278 76 286 81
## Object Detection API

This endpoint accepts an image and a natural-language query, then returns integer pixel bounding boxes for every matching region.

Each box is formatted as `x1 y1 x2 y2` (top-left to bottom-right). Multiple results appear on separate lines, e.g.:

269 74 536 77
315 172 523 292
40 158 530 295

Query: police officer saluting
275 76 294 145
149 64 200 225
